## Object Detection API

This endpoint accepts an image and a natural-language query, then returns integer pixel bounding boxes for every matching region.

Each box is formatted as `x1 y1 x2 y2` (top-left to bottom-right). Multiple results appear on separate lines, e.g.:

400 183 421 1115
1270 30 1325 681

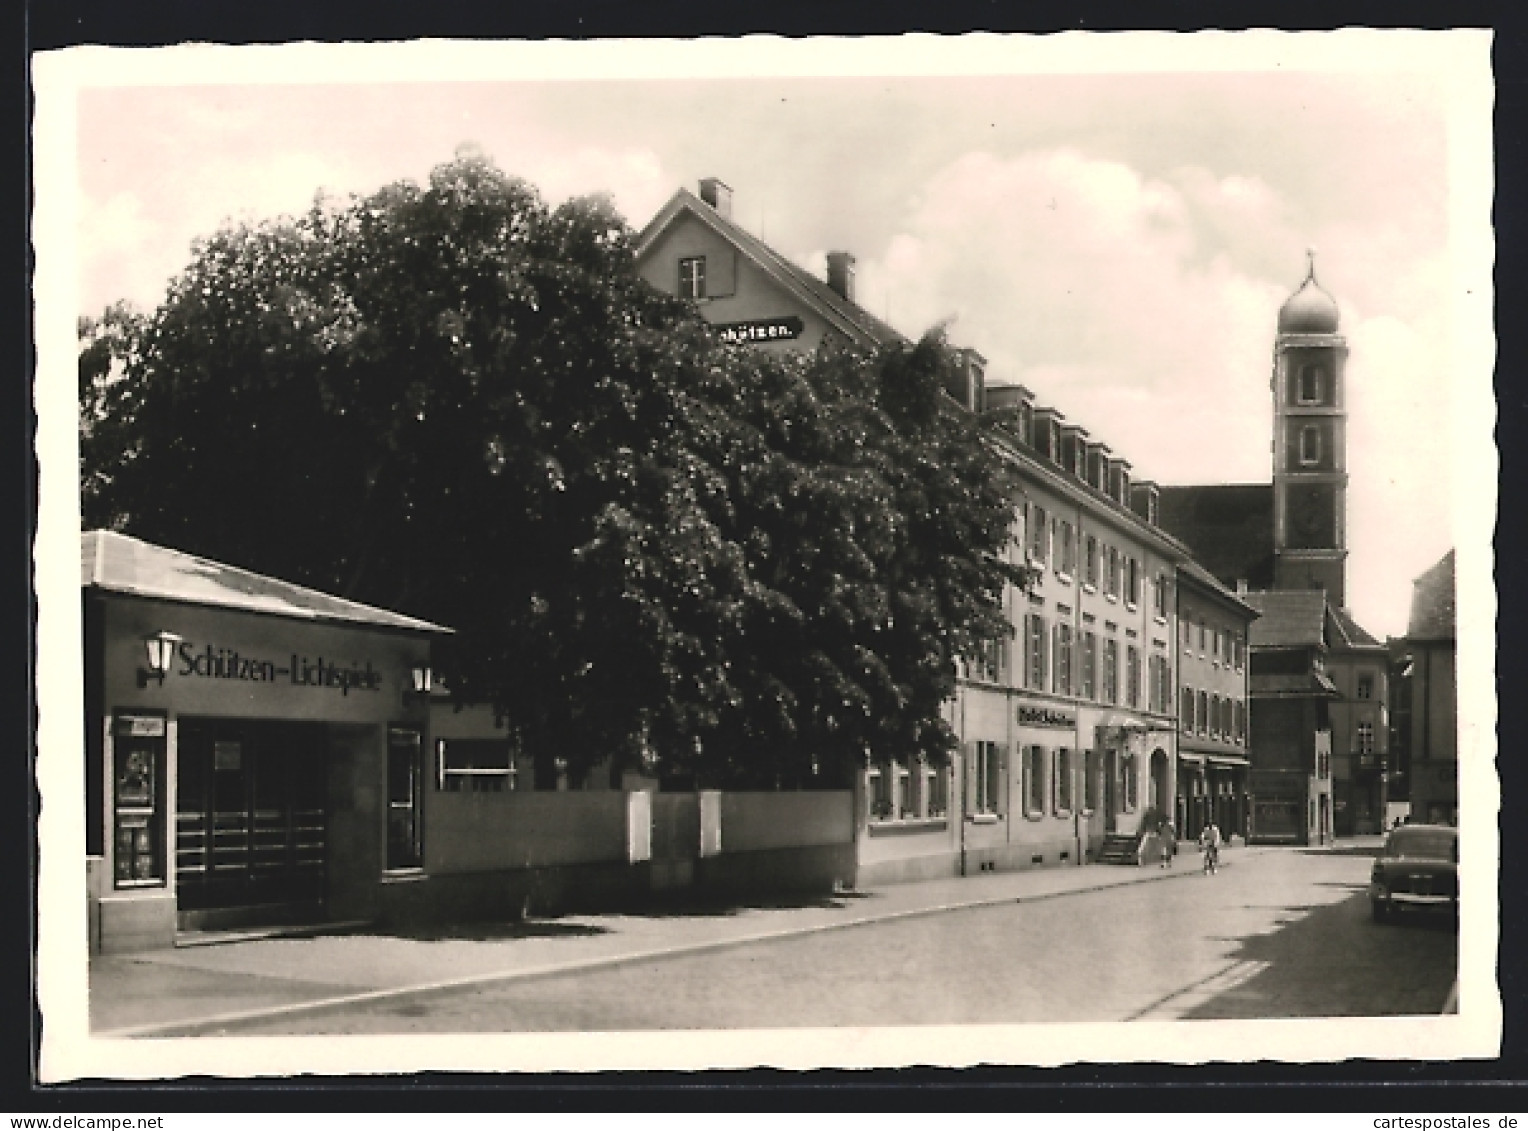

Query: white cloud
856 149 1293 482
854 145 1452 638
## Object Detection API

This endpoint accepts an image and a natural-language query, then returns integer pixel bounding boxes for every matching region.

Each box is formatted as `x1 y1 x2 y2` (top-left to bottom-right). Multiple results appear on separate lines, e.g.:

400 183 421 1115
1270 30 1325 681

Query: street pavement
91 837 1455 1036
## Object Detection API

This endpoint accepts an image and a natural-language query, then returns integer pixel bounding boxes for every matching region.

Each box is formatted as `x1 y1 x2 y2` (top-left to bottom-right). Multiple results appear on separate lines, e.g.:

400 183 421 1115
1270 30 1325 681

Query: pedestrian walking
1199 819 1222 874
1160 822 1176 868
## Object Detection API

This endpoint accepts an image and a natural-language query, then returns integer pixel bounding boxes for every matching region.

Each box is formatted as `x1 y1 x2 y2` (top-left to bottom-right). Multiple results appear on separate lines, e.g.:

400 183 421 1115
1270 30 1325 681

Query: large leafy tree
81 150 1028 788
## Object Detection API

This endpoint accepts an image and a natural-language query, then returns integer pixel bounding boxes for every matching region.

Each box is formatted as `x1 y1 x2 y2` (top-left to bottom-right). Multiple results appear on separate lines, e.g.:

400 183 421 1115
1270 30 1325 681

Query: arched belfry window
1298 364 1324 404
1299 424 1323 466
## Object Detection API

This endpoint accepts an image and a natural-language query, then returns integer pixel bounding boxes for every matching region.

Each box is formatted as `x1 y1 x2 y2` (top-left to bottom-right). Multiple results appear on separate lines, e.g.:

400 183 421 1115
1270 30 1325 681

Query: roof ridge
641 187 904 349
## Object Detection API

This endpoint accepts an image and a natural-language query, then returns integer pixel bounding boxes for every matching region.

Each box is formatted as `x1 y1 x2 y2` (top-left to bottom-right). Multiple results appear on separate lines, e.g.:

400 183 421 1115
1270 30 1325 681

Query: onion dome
1277 249 1340 334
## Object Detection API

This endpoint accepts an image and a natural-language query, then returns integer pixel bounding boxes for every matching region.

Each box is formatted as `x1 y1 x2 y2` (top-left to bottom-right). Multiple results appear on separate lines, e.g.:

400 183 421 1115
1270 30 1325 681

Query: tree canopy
81 150 1030 788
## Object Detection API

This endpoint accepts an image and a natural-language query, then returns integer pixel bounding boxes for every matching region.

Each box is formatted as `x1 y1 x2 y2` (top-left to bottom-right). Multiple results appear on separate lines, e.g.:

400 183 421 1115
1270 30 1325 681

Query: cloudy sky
62 33 1491 639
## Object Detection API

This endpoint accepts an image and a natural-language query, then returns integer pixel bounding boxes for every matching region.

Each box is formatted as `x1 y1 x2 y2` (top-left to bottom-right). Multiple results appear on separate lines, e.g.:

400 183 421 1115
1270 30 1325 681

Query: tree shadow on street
614 888 875 919
1184 889 1458 1020
312 920 613 943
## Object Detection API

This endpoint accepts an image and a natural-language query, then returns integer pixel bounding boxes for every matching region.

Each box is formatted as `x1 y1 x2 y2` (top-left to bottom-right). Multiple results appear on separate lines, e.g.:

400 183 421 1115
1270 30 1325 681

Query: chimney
1236 579 1249 594
826 252 856 303
698 177 732 219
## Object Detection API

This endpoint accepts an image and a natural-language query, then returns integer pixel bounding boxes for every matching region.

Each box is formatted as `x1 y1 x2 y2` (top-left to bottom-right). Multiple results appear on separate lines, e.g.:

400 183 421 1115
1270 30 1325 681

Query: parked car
1370 824 1458 924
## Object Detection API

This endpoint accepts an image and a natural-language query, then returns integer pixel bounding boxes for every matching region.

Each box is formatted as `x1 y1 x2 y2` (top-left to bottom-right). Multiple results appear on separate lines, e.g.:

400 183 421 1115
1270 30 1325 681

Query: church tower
1271 252 1349 607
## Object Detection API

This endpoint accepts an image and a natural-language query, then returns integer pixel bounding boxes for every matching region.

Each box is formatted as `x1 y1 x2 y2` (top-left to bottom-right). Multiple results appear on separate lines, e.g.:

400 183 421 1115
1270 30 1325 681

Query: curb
97 862 1209 1039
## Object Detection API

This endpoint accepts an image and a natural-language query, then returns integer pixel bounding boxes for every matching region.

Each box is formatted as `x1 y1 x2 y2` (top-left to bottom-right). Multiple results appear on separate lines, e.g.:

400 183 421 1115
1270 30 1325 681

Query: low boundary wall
381 788 855 926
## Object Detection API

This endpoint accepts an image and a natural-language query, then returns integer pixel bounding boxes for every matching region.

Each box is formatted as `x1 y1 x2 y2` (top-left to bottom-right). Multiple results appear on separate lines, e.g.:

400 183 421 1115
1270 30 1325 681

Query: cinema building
638 178 1199 880
82 530 447 952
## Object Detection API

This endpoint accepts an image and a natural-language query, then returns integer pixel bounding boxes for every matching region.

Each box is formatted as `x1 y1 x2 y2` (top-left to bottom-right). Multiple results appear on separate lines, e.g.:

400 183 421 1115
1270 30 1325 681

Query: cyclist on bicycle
1199 819 1223 874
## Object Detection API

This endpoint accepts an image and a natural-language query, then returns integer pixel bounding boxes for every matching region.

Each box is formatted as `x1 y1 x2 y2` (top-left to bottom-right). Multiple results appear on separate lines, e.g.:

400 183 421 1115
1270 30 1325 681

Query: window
1211 629 1221 662
1058 521 1076 577
920 759 949 819
1024 745 1046 816
1125 557 1140 607
868 759 923 821
1183 616 1193 646
1083 749 1099 812
972 741 1005 816
1121 752 1139 812
386 726 424 871
866 762 891 821
1106 547 1120 599
1299 425 1322 465
1084 536 1099 588
1235 701 1246 744
1029 504 1049 564
1153 573 1168 619
1197 690 1209 736
437 739 516 793
1233 635 1244 670
1181 687 1195 734
1356 722 1376 763
1198 621 1207 653
1055 747 1074 814
1081 631 1097 700
1298 364 1324 404
972 636 1006 684
1055 623 1074 696
1126 645 1141 708
678 256 706 300
1210 695 1222 737
1026 613 1048 689
1102 638 1119 704
1356 673 1374 700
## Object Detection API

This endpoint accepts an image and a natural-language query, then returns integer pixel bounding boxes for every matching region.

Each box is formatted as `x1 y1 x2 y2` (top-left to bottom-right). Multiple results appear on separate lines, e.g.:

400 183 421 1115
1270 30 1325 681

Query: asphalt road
222 847 1458 1033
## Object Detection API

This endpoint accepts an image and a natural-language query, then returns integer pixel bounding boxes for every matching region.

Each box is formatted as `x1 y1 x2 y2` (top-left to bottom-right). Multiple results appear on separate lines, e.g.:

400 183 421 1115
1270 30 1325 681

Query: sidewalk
91 845 1272 1038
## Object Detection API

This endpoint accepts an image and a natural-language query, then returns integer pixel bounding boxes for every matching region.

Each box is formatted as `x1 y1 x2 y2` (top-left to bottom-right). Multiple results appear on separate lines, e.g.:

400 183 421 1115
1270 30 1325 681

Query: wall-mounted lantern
137 631 182 688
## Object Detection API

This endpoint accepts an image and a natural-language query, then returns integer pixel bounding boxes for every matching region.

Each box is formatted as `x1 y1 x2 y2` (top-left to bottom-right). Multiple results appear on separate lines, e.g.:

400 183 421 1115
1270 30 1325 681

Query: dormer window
679 256 707 301
1299 425 1322 466
1298 364 1324 404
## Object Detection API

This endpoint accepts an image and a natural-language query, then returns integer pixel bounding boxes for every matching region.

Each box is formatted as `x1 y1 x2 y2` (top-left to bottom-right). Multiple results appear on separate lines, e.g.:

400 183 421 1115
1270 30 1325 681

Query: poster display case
112 712 166 887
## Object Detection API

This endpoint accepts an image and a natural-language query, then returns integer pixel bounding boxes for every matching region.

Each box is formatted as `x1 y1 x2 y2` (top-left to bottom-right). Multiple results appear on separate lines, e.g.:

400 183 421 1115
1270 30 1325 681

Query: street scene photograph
32 29 1496 1078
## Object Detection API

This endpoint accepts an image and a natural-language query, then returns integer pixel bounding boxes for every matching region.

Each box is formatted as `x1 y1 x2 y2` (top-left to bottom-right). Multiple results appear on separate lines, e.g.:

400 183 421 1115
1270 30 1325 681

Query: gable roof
1250 669 1341 698
1177 557 1262 621
1407 548 1456 641
82 530 449 634
1241 589 1328 648
1157 484 1275 592
635 187 905 350
1327 604 1383 650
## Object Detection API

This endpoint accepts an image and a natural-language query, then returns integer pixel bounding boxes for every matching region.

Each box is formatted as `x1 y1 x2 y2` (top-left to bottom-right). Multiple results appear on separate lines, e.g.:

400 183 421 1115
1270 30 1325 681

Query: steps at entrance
1096 833 1142 866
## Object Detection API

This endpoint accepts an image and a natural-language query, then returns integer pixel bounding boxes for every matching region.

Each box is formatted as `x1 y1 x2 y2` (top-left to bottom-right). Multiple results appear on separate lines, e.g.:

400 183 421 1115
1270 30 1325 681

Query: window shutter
997 745 1010 816
963 743 978 815
710 247 738 297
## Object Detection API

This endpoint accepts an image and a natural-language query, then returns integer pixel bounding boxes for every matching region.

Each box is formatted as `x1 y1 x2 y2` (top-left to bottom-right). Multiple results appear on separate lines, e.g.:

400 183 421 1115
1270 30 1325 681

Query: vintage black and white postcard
32 29 1498 1080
